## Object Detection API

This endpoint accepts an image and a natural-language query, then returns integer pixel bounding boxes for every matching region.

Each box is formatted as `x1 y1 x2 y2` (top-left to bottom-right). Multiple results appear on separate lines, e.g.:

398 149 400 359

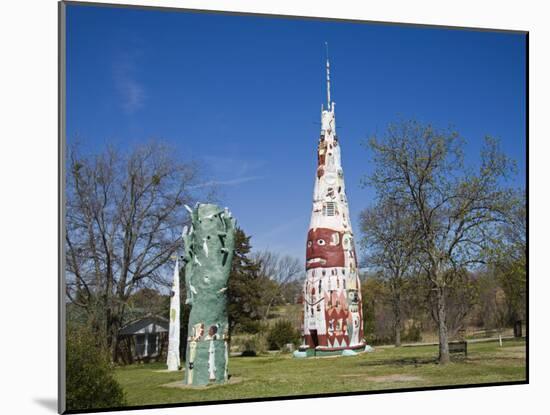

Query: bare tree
65 141 202 360
360 199 418 346
252 251 303 320
489 190 526 325
366 120 515 363
426 268 478 339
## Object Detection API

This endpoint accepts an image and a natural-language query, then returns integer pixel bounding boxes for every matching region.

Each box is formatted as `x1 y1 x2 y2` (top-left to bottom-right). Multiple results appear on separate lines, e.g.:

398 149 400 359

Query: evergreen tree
227 228 264 334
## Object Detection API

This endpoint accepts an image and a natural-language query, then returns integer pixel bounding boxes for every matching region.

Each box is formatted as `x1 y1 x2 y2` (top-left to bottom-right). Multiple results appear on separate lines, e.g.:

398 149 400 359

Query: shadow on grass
356 355 484 367
359 352 523 367
358 356 439 367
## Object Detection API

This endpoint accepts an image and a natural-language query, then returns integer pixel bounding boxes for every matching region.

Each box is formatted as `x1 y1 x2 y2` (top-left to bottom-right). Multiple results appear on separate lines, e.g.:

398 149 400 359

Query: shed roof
118 315 169 336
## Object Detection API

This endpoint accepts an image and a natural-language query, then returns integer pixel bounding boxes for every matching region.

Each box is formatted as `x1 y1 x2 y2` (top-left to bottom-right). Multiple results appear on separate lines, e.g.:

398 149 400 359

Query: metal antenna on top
325 41 331 110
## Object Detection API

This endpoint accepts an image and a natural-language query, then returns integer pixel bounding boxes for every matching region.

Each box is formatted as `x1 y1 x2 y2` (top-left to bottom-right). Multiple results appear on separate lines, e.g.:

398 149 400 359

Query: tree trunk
436 285 450 364
108 311 122 363
390 278 402 347
111 326 119 363
393 302 401 347
394 319 401 347
264 299 274 321
264 291 281 321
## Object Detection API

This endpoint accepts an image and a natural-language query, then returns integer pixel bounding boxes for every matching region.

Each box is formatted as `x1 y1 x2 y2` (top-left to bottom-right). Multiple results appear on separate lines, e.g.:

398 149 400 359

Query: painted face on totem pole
348 289 359 305
208 324 218 337
306 228 345 270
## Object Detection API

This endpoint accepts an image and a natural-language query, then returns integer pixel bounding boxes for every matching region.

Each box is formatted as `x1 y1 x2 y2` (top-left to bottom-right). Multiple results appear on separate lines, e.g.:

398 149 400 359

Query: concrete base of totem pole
161 376 243 390
293 343 368 358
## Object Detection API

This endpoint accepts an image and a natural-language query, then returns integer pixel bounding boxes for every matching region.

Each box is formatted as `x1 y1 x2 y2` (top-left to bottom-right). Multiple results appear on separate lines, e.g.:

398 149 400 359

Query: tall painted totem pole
166 259 181 371
182 203 236 385
302 48 365 354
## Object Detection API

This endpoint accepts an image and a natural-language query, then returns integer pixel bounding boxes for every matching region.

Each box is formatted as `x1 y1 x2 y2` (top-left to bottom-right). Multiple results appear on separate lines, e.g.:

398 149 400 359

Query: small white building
117 315 169 364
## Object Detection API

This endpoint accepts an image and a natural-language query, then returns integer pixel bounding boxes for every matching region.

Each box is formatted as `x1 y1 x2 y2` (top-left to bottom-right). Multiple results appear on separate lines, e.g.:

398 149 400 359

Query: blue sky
66 4 526 261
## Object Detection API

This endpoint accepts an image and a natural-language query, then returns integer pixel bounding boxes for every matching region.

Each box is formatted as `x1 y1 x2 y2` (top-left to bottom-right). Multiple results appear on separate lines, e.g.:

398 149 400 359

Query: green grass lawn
114 338 526 407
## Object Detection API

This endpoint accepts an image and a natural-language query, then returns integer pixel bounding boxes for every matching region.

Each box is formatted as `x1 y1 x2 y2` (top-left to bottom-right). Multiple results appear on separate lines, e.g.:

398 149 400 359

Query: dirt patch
340 374 423 382
160 377 244 390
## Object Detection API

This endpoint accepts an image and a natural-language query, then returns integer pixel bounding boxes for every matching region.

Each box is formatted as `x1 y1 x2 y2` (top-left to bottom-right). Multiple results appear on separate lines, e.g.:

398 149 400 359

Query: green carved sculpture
182 203 236 385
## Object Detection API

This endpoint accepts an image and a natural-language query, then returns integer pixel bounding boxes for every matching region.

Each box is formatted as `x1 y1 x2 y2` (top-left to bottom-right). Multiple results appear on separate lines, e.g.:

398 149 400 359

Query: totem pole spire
325 41 331 110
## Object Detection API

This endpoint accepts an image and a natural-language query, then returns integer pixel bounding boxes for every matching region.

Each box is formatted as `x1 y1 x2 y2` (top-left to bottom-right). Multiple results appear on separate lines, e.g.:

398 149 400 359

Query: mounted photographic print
59 1 528 413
